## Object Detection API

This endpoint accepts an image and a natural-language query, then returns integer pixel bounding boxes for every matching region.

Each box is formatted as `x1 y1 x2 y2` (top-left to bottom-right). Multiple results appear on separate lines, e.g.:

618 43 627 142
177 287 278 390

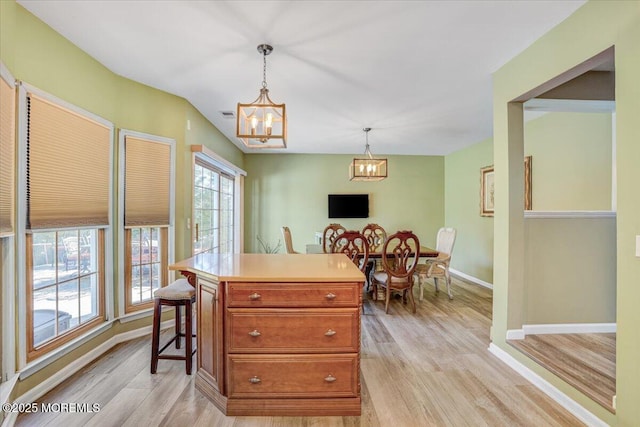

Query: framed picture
480 156 532 217
480 165 495 216
524 155 532 211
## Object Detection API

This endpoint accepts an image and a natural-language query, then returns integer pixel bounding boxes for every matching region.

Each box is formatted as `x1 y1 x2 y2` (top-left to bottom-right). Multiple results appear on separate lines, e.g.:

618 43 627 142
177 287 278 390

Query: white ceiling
18 0 586 155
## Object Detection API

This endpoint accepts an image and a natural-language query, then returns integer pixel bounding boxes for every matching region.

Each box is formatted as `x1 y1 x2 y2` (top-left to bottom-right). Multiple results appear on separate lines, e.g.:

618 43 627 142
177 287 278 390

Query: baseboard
8 319 173 411
1 409 17 427
0 374 18 407
506 329 525 340
0 374 20 427
449 268 493 289
488 343 609 427
523 323 616 335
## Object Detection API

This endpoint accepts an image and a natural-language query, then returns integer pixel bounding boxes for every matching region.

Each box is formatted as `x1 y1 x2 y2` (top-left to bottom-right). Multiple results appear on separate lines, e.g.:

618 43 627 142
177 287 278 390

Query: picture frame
480 156 532 217
480 165 495 216
524 155 532 211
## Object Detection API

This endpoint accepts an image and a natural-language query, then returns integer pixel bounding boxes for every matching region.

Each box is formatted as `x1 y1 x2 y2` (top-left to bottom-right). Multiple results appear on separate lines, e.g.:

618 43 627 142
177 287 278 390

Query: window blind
26 92 111 229
0 75 15 235
124 136 171 227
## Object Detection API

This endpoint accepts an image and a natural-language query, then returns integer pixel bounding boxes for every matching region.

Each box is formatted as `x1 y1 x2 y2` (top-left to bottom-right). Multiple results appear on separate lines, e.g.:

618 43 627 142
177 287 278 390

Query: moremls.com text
2 402 101 413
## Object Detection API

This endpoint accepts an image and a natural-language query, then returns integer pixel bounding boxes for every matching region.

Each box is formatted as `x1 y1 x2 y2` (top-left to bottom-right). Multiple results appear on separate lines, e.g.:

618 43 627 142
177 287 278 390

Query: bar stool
150 278 196 375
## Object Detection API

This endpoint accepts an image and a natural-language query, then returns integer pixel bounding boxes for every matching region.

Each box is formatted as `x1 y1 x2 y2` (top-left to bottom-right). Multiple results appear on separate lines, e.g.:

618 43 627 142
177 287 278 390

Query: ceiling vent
220 111 235 119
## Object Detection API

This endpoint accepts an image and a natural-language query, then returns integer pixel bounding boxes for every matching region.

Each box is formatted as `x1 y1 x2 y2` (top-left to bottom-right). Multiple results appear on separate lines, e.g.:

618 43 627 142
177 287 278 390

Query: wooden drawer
227 308 359 353
226 282 360 308
227 353 358 398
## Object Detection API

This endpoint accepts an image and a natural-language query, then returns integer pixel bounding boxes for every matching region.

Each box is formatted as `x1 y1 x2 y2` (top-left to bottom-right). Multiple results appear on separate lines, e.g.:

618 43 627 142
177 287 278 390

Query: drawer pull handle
324 329 337 337
249 376 261 384
248 329 261 337
249 292 261 300
324 374 336 383
325 292 337 300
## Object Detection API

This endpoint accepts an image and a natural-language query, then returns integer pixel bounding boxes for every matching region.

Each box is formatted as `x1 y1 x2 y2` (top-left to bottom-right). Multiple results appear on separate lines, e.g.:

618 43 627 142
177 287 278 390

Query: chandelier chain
262 51 268 89
364 128 373 158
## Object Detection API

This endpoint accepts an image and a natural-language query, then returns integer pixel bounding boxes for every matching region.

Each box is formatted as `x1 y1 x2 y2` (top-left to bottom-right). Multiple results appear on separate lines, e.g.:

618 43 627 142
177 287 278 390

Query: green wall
244 154 444 254
525 112 613 211
0 1 244 398
444 137 494 283
524 217 616 324
444 112 612 285
492 1 640 425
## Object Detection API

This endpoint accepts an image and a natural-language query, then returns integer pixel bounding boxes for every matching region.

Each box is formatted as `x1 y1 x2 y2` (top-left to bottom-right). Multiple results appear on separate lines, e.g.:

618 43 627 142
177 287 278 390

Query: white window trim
16 82 115 369
1 238 15 384
192 150 245 254
118 129 176 317
0 62 16 386
192 144 246 177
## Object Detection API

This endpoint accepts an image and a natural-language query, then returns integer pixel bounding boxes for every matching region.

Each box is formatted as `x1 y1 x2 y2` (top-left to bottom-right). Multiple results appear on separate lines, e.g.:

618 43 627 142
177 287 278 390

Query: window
20 84 112 361
119 131 174 314
125 227 167 308
27 229 103 357
193 159 235 254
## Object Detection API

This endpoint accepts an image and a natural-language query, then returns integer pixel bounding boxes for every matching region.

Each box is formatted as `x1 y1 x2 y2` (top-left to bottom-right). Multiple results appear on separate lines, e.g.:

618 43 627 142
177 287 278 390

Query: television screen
328 194 369 218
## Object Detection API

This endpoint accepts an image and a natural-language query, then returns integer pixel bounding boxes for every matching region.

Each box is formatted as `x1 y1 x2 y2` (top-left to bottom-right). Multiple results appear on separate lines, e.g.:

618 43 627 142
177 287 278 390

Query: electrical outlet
636 235 640 257
187 218 191 229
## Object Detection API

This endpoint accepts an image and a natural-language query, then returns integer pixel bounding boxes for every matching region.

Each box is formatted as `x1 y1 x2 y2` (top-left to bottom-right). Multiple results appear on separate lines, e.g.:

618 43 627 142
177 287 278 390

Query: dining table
306 242 439 300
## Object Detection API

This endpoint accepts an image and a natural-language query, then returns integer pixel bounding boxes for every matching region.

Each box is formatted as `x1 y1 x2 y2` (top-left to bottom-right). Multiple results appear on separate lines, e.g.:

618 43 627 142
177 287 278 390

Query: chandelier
236 44 287 149
349 128 388 181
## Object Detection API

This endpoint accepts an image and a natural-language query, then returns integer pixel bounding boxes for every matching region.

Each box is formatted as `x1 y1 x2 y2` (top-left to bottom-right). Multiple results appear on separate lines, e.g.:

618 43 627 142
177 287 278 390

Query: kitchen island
169 253 366 416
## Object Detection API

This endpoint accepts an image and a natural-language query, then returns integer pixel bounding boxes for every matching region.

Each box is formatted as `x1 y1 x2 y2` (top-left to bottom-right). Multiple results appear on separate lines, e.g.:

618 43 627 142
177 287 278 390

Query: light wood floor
508 332 616 413
18 278 584 426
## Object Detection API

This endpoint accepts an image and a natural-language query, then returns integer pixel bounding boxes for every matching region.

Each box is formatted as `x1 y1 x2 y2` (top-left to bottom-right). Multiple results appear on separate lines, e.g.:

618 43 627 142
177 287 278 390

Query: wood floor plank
121 363 192 427
17 277 587 427
350 376 381 427
158 377 211 426
84 388 147 427
508 333 616 412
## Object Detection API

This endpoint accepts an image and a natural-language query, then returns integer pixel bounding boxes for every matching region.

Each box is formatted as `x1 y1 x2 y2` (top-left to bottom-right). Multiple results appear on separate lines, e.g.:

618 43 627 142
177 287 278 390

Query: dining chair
330 231 369 314
361 223 387 291
322 223 346 253
281 226 298 254
414 227 457 300
362 223 387 252
330 230 369 273
371 230 420 314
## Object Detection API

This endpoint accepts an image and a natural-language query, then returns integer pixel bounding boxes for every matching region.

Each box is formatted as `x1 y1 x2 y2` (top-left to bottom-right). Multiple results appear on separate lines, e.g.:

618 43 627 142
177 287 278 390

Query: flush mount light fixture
349 128 388 181
236 44 287 149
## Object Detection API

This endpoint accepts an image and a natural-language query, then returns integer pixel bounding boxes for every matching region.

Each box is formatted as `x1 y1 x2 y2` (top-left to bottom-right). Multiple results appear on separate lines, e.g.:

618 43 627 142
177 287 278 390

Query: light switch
636 235 640 257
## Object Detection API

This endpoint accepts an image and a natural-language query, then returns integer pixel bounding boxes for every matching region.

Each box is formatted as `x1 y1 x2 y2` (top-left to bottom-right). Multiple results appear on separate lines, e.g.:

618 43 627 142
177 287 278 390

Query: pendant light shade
236 44 287 149
350 128 387 181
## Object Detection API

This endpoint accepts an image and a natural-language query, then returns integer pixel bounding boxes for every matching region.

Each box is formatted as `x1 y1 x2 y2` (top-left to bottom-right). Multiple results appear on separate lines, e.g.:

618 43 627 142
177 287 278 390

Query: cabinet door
198 278 223 393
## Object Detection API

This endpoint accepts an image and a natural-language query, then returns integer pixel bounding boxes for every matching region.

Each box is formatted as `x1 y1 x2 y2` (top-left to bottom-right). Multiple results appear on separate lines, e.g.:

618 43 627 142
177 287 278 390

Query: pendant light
349 128 388 181
236 44 287 148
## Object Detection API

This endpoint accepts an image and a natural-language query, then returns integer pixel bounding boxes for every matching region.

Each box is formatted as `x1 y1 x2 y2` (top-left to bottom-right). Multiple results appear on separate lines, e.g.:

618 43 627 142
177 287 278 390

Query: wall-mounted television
328 194 369 218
